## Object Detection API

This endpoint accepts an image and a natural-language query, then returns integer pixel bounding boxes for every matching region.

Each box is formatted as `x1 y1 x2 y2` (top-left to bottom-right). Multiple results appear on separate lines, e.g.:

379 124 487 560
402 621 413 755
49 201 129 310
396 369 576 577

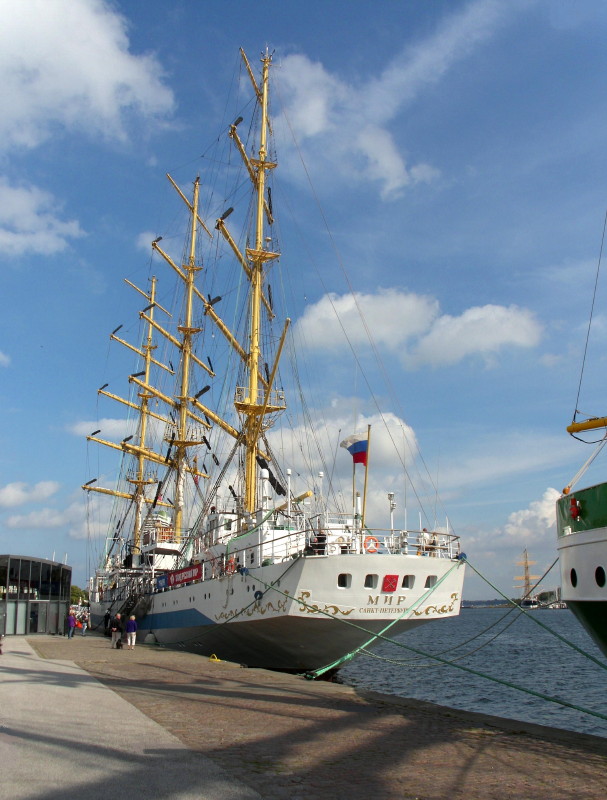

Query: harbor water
340 607 607 738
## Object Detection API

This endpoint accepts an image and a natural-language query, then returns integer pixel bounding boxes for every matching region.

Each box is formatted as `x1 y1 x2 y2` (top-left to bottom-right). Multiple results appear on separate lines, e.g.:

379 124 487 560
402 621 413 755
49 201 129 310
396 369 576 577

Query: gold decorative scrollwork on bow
297 590 355 616
412 592 459 617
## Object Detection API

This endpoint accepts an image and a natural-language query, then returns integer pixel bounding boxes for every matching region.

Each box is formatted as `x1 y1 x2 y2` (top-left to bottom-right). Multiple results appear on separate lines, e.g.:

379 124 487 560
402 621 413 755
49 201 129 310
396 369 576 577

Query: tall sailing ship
84 48 465 673
514 549 540 609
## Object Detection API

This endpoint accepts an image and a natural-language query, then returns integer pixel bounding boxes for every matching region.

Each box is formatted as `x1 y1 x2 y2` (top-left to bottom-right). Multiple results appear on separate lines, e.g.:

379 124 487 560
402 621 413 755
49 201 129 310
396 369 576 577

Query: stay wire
274 80 454 531
572 208 607 430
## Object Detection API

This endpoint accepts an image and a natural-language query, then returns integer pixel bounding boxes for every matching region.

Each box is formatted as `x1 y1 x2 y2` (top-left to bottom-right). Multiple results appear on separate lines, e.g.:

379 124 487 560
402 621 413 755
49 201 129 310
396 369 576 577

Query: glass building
0 555 71 635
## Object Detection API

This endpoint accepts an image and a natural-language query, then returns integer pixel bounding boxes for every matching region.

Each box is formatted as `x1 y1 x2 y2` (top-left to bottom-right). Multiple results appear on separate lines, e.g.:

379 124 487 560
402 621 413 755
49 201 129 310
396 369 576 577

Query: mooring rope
463 556 607 672
245 555 607 723
133 545 607 724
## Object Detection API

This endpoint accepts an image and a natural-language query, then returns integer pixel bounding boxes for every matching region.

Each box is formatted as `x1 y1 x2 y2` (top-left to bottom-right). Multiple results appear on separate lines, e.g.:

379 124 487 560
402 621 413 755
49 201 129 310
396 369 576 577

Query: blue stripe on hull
137 611 427 671
137 607 213 632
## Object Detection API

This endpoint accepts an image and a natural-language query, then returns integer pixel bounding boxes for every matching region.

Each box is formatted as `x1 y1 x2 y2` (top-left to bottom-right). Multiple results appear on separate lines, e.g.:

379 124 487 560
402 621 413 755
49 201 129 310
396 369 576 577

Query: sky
2 0 607 601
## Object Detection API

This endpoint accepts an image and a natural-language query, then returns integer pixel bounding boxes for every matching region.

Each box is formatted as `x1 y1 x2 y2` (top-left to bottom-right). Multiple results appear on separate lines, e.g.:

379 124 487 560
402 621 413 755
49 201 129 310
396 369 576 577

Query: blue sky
2 0 607 600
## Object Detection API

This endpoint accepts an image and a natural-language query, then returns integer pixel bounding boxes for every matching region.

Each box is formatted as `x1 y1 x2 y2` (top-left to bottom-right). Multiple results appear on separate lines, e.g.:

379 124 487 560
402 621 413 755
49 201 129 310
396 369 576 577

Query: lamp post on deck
388 492 396 533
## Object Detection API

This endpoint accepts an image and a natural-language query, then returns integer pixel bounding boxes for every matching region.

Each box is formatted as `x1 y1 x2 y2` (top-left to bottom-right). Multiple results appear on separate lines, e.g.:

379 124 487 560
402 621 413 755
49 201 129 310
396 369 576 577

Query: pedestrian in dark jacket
110 613 124 649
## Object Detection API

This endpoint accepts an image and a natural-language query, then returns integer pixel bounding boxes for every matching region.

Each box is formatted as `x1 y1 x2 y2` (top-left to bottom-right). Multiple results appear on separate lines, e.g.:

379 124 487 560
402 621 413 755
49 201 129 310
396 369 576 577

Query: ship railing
391 529 461 558
244 526 460 560
170 526 461 591
142 527 178 545
305 528 460 558
209 526 460 565
234 385 286 409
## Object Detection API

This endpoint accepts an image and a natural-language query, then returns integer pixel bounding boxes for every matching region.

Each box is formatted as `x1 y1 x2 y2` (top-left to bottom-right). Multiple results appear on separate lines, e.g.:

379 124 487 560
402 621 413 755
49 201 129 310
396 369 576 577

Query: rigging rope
572 207 607 434
352 555 561 668
274 79 452 532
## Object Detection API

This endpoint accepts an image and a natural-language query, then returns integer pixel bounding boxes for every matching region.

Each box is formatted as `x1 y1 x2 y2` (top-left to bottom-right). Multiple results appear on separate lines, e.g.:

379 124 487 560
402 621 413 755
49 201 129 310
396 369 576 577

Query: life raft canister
225 557 236 574
364 535 380 553
569 496 581 520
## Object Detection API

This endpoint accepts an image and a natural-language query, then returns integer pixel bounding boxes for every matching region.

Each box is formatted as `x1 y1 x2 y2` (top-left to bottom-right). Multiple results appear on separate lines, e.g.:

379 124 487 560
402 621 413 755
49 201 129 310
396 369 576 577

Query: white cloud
295 289 542 368
0 350 10 367
438 432 575 494
367 0 507 120
7 507 68 529
295 288 438 352
0 178 84 256
137 230 157 251
411 304 542 367
278 0 510 198
5 499 92 541
503 488 560 544
70 417 131 440
0 0 175 258
0 0 175 151
0 481 60 509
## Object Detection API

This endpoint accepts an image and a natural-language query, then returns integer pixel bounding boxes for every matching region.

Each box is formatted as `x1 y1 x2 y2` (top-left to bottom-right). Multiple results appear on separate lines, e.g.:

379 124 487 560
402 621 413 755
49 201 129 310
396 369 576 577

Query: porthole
570 568 578 588
364 574 378 589
337 573 351 588
424 575 437 589
402 575 415 589
595 566 606 588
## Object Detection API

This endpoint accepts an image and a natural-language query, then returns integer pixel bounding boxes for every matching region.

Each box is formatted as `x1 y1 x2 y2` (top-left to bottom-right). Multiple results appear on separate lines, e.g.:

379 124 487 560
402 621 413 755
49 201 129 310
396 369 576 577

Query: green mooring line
311 559 464 677
463 556 607 673
252 558 607 724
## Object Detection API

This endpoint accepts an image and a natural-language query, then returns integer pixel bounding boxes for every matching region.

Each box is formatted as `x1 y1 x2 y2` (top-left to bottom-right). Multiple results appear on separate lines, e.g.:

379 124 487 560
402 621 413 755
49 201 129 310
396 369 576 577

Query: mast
83 277 175 547
514 549 540 601
567 416 607 434
173 177 203 540
131 276 160 553
239 49 281 512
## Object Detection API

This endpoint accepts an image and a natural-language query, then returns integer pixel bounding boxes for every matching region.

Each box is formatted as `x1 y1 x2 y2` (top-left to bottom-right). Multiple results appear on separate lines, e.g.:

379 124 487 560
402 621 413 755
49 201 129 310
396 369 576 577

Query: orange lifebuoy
364 535 379 553
225 557 236 574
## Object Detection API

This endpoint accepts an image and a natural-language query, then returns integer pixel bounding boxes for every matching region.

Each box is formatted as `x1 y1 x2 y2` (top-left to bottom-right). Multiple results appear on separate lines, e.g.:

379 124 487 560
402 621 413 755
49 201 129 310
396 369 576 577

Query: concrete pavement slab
0 637 262 800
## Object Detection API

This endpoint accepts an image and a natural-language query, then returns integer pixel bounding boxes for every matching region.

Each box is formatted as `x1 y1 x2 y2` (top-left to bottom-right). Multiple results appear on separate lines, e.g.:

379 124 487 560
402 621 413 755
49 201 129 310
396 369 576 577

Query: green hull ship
557 416 607 658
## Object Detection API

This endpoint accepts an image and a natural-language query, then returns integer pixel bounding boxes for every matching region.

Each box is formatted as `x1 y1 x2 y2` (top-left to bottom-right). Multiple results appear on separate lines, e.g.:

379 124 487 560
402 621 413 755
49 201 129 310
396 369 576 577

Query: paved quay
2 634 607 800
0 636 261 800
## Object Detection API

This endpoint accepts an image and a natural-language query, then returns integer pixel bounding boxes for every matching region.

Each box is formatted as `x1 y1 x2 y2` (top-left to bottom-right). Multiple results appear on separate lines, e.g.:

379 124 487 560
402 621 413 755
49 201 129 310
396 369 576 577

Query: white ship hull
91 551 464 672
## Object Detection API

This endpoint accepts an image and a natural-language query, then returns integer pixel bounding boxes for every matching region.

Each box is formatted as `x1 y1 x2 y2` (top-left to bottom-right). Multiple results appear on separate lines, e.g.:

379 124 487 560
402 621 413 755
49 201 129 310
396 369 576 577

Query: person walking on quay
126 615 137 650
81 610 89 637
67 612 77 639
104 609 111 636
109 613 124 649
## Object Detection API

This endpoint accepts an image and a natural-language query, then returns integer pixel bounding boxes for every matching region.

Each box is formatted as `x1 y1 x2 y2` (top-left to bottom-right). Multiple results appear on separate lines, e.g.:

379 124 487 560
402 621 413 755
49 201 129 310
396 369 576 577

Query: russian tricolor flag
340 433 369 466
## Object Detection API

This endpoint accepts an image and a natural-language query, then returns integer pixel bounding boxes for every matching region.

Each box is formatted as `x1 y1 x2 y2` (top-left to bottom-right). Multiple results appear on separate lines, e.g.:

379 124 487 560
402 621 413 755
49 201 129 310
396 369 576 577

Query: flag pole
351 456 356 515
361 424 371 528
